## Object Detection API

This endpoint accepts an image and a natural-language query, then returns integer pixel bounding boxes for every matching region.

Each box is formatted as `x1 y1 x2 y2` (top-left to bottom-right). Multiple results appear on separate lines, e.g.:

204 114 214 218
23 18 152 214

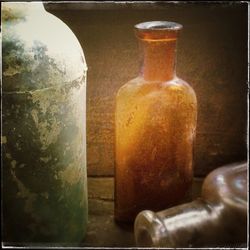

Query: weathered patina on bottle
2 2 88 246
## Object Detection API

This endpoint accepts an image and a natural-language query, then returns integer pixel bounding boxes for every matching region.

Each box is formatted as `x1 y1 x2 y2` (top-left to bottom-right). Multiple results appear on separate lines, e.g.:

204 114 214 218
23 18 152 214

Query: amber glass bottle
115 21 197 222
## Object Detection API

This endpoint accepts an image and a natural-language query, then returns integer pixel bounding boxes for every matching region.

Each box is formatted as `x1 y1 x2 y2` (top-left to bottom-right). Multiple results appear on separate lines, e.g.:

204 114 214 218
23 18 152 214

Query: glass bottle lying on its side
134 162 248 247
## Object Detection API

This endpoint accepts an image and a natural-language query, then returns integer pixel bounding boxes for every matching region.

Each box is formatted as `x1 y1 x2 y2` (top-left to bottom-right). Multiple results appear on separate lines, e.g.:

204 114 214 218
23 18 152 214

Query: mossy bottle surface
2 2 88 246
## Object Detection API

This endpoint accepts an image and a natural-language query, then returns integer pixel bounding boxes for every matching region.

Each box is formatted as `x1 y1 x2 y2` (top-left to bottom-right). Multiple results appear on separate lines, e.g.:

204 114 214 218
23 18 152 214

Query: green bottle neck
2 2 45 21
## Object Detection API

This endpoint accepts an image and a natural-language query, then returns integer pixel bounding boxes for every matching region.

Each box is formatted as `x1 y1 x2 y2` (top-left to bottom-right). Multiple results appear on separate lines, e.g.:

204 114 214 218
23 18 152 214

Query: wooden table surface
82 177 203 247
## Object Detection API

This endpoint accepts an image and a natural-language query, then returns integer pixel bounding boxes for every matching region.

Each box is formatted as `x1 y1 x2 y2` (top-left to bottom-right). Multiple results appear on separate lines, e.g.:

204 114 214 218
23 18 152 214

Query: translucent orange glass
115 21 197 222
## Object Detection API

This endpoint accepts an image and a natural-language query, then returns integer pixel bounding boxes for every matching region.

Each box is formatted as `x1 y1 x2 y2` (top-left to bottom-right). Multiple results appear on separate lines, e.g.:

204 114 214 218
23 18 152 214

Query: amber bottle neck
139 38 177 82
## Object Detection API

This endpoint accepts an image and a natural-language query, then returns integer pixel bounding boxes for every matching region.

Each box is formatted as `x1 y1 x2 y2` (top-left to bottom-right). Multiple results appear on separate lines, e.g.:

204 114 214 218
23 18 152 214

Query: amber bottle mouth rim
134 21 183 31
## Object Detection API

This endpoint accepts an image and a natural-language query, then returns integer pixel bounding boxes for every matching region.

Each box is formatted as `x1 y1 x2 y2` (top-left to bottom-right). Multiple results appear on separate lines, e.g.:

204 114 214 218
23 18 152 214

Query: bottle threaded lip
134 210 170 247
135 21 183 31
134 21 182 41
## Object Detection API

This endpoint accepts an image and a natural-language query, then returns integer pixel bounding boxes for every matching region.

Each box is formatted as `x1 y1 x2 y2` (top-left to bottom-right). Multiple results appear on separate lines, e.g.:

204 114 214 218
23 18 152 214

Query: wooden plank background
45 2 248 177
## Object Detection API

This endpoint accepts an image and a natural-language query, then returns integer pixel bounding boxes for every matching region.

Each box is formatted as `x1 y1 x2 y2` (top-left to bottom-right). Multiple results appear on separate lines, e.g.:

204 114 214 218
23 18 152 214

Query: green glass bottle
2 2 88 246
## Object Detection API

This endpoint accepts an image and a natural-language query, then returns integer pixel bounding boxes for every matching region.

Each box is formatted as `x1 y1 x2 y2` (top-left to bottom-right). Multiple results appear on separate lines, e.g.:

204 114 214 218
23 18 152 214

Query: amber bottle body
115 22 197 222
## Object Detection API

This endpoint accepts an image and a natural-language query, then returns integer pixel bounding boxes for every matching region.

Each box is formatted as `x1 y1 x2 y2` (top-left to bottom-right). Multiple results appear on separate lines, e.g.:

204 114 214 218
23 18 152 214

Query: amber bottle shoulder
117 76 197 104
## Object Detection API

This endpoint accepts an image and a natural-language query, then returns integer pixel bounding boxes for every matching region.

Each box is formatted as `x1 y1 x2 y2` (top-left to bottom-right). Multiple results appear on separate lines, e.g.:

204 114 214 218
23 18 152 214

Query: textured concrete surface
45 2 248 177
